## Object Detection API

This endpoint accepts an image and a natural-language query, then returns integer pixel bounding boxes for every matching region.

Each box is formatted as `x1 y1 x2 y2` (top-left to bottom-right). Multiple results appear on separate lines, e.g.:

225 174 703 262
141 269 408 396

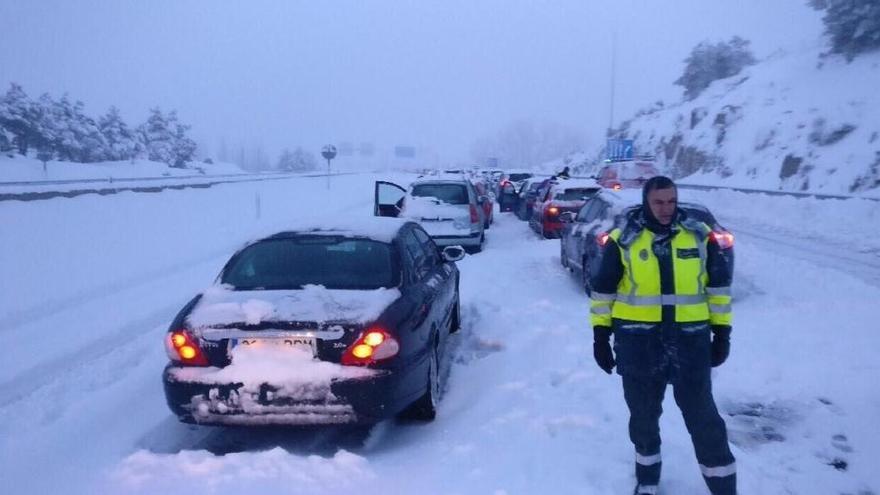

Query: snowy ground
1 173 879 494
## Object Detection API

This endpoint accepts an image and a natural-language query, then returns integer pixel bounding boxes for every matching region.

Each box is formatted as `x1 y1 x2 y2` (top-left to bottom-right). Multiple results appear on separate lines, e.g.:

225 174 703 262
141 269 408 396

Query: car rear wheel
404 344 439 421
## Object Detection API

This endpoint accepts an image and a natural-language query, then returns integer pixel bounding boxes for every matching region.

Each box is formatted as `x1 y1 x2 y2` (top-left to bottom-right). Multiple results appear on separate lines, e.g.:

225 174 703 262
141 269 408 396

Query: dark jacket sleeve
705 238 733 329
706 240 733 288
591 238 624 295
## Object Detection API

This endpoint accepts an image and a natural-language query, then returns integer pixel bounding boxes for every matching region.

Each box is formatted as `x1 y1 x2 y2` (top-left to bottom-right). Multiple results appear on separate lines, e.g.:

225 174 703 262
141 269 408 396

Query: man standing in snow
589 176 736 495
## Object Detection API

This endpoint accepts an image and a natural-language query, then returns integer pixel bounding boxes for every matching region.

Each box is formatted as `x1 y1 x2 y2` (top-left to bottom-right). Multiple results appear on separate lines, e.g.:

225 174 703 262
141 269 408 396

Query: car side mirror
559 211 575 223
441 245 466 262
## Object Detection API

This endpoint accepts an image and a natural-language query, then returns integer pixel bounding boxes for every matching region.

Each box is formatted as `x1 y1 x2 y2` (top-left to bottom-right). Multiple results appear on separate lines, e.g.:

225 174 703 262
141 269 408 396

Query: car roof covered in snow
412 174 471 185
262 217 413 244
595 189 721 226
551 178 601 191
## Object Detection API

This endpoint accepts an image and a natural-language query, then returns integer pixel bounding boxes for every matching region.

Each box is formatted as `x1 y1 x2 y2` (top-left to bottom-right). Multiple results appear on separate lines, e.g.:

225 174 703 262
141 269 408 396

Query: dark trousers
622 370 736 495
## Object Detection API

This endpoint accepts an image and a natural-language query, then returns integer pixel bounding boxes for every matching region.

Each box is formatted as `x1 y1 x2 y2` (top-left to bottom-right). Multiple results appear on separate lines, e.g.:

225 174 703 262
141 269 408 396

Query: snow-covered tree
98 106 140 161
171 121 196 167
0 123 11 153
470 120 585 169
674 36 756 100
291 147 317 171
137 108 198 167
0 83 39 155
277 148 295 171
48 95 109 163
810 0 880 61
138 107 174 165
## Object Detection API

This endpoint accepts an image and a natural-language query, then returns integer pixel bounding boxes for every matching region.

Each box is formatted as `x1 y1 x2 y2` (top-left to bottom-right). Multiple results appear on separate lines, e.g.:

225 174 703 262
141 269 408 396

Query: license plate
231 337 316 355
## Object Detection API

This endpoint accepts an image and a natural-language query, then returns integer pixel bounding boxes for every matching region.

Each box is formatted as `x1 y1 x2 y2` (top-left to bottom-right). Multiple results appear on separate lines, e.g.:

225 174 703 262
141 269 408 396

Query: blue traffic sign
606 139 634 160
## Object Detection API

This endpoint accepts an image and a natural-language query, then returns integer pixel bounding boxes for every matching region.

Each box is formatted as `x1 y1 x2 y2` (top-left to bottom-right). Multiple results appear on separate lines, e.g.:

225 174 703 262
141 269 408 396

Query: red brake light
342 327 399 366
597 232 610 247
709 230 735 249
546 206 560 216
470 204 480 222
166 330 209 366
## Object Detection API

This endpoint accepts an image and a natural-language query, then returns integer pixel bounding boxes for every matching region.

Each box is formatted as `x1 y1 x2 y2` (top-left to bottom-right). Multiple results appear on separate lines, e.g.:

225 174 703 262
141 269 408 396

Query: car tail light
342 327 400 366
546 206 560 216
470 204 480 223
611 183 622 191
597 232 610 247
709 230 735 249
165 330 209 366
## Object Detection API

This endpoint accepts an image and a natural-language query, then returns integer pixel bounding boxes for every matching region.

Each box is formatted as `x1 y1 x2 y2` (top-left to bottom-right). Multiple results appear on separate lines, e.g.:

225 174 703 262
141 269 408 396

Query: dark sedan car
163 218 464 426
560 189 734 294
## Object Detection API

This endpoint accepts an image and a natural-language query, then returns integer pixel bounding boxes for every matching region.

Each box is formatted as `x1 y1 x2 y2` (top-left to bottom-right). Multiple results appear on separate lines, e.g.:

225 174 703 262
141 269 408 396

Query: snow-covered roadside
0 155 245 183
679 188 880 271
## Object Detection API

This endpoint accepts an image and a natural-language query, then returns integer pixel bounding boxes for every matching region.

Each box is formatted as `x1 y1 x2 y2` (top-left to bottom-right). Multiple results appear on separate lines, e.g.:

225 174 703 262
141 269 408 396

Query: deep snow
1 171 879 494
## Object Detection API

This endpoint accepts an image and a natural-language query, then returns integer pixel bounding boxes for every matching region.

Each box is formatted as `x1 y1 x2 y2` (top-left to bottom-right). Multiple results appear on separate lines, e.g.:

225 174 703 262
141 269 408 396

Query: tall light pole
608 29 618 138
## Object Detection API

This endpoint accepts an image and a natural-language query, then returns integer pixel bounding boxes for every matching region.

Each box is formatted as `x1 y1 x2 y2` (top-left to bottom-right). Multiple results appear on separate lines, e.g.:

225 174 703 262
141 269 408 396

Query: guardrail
565 174 880 202
676 182 880 202
0 172 264 187
0 171 357 202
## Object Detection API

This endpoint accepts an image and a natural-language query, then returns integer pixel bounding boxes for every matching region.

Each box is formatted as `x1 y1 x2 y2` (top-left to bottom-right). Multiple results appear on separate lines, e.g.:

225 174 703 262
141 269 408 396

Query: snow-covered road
1 175 878 495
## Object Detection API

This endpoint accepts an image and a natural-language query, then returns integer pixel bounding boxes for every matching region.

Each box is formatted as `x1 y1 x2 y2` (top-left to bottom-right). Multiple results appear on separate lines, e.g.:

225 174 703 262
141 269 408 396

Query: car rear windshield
221 237 397 290
620 163 658 180
508 173 532 182
411 183 469 205
554 187 600 201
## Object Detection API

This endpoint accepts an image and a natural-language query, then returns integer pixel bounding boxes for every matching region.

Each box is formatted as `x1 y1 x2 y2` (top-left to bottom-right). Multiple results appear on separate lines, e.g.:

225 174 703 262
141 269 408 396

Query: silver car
374 177 487 253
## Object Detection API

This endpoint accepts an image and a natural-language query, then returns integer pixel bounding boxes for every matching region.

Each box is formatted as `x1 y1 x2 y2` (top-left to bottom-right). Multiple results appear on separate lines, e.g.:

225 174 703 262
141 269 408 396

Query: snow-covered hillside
611 45 880 195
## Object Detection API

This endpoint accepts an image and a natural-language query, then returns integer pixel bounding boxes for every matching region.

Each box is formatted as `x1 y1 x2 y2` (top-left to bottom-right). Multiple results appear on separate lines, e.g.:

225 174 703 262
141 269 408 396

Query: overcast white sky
0 0 823 165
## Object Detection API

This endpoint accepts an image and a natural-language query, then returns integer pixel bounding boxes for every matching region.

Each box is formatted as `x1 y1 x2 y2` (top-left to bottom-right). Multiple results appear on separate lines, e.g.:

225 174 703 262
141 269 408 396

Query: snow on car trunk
401 195 473 236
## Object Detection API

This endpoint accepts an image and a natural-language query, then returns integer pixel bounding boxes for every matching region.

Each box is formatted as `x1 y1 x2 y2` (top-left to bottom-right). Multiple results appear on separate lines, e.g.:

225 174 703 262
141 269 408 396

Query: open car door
374 181 406 217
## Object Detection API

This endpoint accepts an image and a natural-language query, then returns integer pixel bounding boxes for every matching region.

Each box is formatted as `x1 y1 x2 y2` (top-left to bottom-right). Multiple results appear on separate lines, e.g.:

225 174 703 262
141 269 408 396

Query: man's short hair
643 176 676 195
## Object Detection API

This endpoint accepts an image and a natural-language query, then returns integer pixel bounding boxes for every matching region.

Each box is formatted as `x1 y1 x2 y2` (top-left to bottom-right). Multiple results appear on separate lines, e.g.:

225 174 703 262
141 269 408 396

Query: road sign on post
322 144 337 189
606 139 634 160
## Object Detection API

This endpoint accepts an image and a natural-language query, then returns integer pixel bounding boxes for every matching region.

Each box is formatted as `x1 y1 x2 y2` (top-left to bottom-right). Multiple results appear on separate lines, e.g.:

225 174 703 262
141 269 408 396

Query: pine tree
0 83 38 155
290 146 317 171
0 123 11 153
138 108 197 167
48 95 109 162
138 107 174 165
277 148 295 171
171 121 196 167
811 0 880 61
99 106 139 161
674 36 757 100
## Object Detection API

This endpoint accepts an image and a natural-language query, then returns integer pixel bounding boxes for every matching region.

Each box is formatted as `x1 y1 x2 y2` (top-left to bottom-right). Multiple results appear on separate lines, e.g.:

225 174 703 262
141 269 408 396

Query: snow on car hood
186 284 402 327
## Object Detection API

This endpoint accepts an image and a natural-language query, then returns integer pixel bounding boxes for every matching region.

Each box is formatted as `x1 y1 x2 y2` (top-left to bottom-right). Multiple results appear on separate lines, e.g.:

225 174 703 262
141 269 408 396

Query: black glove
711 325 731 367
593 326 615 374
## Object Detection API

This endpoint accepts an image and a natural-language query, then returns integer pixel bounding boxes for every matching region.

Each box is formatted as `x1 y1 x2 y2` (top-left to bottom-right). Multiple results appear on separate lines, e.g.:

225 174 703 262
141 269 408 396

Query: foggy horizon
1 0 822 166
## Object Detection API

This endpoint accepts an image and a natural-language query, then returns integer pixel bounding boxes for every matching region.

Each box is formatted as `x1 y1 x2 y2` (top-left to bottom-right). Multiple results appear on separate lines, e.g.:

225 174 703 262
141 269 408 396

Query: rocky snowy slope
614 44 880 195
